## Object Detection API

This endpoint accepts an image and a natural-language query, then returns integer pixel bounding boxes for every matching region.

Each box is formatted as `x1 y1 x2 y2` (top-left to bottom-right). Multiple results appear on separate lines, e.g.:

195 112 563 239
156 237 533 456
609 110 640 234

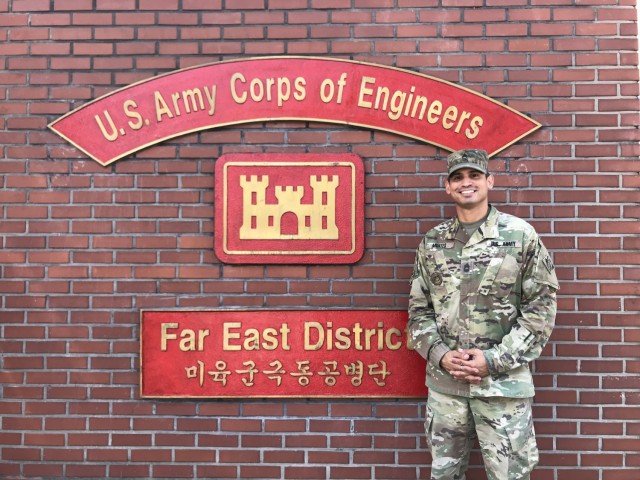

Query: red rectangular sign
214 153 364 264
140 310 427 398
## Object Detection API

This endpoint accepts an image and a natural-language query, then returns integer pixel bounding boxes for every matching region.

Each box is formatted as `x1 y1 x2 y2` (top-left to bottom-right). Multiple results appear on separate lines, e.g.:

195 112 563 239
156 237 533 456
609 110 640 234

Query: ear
444 177 451 195
486 174 494 190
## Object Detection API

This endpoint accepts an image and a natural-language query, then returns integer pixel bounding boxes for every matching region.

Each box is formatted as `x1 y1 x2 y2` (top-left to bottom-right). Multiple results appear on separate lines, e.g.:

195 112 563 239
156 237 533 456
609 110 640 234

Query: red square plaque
215 153 364 264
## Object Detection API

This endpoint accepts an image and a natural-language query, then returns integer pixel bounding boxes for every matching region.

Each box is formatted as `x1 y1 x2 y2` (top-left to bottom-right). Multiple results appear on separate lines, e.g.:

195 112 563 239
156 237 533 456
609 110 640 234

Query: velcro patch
542 254 555 273
426 242 454 249
489 240 522 248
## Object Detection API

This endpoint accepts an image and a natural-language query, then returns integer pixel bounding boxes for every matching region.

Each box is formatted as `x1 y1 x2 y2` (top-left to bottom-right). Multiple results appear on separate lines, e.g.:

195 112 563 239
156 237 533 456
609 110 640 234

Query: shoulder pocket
479 252 519 298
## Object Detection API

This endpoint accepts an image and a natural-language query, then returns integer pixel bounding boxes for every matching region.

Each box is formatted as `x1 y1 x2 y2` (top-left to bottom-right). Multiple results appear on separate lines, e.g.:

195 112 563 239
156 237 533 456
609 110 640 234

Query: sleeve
407 242 450 367
483 235 559 376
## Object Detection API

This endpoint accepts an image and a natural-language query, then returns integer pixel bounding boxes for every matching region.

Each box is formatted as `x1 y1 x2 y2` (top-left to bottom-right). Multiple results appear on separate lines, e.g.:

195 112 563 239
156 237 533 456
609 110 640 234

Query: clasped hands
440 348 490 384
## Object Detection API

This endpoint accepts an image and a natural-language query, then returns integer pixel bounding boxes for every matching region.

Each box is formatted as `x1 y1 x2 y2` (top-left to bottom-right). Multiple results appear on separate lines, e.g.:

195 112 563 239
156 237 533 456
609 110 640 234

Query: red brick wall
1 1 639 479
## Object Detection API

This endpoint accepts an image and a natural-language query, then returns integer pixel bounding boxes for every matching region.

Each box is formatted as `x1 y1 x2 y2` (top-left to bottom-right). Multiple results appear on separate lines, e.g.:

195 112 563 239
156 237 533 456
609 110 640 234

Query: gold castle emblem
239 174 339 240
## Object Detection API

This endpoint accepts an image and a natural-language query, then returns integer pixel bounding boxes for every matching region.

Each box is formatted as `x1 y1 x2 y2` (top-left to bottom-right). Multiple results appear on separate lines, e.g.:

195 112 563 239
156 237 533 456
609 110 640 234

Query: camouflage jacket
408 206 559 398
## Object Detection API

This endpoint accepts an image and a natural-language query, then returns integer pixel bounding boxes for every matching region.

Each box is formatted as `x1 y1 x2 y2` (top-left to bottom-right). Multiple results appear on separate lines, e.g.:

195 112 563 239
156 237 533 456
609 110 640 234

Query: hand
440 349 478 383
441 348 489 385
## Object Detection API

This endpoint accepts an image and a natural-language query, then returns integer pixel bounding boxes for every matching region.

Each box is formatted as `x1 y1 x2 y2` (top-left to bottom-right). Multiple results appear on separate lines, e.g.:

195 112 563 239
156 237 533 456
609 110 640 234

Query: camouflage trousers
424 390 539 480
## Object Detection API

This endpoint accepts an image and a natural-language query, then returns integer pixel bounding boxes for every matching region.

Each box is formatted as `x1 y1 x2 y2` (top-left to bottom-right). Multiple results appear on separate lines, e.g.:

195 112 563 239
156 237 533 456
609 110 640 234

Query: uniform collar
481 205 500 239
446 205 500 244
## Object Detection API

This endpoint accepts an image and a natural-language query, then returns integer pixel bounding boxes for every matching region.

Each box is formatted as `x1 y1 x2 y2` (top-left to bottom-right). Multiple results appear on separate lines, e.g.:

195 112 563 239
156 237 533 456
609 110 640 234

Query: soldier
408 149 559 480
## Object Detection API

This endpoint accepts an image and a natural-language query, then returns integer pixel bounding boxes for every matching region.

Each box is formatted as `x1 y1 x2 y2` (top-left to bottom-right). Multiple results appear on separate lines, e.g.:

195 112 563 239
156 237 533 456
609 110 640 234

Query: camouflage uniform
408 150 559 480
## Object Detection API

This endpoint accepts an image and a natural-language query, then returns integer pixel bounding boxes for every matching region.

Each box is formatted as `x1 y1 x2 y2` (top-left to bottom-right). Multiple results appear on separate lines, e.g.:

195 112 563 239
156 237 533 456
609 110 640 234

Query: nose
460 174 474 186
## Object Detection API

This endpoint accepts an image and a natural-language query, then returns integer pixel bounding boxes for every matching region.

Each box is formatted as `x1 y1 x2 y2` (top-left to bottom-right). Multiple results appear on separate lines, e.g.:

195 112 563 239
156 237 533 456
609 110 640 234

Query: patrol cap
447 149 489 176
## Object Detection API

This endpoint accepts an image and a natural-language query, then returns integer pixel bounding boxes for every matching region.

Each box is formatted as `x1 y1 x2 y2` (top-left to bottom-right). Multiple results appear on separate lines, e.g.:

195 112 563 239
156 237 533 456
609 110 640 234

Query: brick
23 464 64 477
219 448 261 463
2 447 42 461
12 0 51 11
329 466 372 479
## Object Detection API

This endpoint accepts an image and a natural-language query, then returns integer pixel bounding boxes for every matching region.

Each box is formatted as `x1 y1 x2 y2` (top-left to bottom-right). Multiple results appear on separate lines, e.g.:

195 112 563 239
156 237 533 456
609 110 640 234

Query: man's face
445 168 494 209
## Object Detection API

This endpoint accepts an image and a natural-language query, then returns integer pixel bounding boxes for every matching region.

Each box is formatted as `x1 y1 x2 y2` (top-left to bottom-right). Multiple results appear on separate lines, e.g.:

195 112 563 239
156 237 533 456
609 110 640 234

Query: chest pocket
478 251 519 298
425 249 458 297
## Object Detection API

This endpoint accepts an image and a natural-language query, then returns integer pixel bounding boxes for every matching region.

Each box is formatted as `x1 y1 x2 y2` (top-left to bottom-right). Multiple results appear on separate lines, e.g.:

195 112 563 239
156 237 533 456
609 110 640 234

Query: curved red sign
48 56 541 166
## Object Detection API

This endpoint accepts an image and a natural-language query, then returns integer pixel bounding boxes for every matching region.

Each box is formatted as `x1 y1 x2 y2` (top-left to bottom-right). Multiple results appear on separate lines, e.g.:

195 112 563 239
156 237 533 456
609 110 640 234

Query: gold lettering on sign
239 174 339 240
161 322 210 352
303 321 403 351
183 358 392 389
357 76 484 140
222 322 292 351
